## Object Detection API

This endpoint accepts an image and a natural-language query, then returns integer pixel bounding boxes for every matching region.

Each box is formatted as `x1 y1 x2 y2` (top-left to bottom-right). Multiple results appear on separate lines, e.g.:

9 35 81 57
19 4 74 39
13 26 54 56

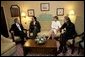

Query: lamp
21 12 26 18
68 10 76 24
69 10 75 15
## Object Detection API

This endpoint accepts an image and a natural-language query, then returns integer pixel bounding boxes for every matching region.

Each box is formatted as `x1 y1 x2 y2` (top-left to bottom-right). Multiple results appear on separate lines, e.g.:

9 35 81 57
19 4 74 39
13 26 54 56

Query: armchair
66 32 84 54
10 29 28 43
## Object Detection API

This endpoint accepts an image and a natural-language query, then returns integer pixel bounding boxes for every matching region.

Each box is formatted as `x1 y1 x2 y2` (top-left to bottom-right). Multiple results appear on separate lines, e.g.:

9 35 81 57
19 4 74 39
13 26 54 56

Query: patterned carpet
12 42 84 56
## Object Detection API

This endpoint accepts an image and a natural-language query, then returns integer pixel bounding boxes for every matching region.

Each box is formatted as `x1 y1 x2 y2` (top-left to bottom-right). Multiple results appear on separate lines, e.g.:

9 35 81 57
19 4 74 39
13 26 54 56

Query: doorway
1 7 9 37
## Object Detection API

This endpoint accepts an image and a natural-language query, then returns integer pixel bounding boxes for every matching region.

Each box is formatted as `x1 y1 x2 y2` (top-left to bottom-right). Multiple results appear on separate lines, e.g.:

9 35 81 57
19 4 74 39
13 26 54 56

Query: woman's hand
57 28 60 32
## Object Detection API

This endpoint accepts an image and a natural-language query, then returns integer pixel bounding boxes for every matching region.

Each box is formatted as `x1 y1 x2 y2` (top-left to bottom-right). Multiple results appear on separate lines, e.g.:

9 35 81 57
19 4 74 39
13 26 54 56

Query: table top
24 39 57 48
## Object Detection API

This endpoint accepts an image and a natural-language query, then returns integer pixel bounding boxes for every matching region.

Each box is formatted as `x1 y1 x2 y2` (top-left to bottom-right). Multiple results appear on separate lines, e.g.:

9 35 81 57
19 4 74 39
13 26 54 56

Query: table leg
23 47 29 56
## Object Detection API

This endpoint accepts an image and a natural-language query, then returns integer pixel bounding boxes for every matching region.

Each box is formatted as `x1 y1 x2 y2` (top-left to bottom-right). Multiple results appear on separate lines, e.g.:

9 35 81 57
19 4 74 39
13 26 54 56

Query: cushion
38 31 50 36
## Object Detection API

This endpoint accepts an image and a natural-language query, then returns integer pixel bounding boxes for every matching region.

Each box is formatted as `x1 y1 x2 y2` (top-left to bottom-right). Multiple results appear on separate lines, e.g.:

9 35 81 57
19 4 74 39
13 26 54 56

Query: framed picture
28 9 35 17
57 8 64 16
10 5 20 17
40 3 50 11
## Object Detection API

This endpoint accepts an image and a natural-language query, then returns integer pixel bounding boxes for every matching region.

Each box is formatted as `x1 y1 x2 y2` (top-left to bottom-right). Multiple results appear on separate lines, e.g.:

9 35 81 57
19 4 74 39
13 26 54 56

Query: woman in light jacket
48 16 61 39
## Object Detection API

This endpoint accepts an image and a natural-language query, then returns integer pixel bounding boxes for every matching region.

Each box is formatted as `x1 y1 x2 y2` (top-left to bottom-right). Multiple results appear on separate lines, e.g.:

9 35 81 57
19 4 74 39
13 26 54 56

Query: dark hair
65 16 71 22
53 16 59 20
32 16 37 21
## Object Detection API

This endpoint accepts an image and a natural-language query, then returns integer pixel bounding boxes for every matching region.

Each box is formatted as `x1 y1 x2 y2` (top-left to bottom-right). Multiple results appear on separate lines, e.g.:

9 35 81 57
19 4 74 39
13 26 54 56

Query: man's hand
61 29 66 34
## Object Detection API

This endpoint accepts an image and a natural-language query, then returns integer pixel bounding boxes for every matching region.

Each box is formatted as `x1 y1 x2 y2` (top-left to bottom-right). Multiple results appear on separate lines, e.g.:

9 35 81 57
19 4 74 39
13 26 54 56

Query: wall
1 1 84 37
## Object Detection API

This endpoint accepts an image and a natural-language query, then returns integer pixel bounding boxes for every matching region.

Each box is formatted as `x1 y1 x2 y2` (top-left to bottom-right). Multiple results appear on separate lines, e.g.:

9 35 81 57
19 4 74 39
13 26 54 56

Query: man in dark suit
29 16 41 38
57 16 77 55
9 18 27 45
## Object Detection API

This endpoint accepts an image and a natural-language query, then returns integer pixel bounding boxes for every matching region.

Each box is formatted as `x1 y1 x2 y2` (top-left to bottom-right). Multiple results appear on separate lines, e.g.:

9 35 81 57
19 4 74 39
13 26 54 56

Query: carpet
12 41 84 56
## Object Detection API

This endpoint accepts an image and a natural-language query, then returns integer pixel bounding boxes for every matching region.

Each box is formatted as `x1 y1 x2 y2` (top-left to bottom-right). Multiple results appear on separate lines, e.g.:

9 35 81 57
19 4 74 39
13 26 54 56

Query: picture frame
10 5 20 17
40 3 50 11
56 8 64 16
28 9 35 17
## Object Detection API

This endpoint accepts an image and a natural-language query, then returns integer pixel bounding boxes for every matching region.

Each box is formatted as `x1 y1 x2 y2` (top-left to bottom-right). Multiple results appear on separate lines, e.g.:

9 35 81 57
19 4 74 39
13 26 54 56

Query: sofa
1 35 16 56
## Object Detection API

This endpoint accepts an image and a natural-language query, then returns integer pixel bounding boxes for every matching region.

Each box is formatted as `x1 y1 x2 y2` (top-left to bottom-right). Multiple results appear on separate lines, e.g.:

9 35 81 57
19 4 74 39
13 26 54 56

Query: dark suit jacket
9 23 24 36
29 21 41 33
60 22 77 39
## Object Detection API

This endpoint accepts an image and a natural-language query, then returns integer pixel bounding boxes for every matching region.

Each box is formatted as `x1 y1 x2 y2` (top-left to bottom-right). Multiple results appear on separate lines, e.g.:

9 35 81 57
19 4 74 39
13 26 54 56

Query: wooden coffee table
23 39 57 56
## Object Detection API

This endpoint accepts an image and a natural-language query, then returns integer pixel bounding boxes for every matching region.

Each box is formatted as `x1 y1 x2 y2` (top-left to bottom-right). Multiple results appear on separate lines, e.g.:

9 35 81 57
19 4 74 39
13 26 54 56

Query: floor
12 41 84 56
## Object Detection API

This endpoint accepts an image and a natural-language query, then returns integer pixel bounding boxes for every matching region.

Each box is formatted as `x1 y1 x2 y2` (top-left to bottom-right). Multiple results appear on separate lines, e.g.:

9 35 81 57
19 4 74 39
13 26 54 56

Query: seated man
9 18 27 45
57 16 77 55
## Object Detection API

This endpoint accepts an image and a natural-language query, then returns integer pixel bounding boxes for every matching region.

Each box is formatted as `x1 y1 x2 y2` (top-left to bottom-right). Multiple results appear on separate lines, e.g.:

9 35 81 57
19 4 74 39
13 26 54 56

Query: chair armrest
74 36 82 44
23 29 29 37
67 39 73 45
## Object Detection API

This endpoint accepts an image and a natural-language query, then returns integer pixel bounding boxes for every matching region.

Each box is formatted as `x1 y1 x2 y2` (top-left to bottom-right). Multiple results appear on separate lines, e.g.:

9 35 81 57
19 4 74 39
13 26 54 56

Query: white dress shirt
33 21 36 25
16 23 22 31
51 21 61 34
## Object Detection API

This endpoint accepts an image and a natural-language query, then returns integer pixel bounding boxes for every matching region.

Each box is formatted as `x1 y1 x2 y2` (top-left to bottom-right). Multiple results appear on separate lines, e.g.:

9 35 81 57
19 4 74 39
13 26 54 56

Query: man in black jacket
29 16 41 38
57 16 77 55
10 18 27 45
